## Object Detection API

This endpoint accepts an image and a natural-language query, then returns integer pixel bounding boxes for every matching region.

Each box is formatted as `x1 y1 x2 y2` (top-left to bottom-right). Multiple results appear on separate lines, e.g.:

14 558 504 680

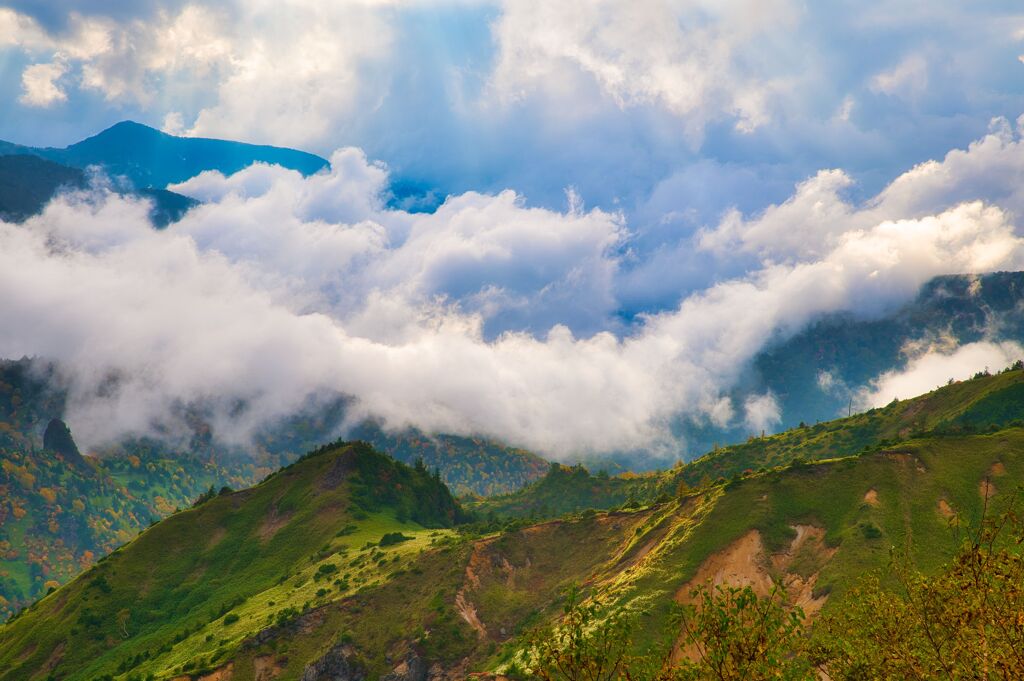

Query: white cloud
489 0 800 140
870 54 928 98
3 131 1023 460
857 341 1024 409
698 169 856 260
743 393 781 433
698 116 1024 266
19 60 68 106
3 3 392 148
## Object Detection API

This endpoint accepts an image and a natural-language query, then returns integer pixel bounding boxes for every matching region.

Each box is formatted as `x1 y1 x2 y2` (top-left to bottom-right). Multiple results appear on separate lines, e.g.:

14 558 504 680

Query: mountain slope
667 271 1024 459
3 384 1024 679
479 362 1024 519
0 155 85 222
350 423 549 496
0 121 329 189
0 441 464 680
0 154 198 226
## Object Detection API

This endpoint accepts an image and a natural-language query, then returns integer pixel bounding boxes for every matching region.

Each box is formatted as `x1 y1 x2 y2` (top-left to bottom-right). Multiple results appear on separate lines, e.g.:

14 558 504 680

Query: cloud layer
4 2 1024 460
3 118 1024 458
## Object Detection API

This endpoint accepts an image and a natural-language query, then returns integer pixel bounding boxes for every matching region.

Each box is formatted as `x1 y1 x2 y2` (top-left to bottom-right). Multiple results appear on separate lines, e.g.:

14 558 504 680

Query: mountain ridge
0 120 330 189
3 369 1024 679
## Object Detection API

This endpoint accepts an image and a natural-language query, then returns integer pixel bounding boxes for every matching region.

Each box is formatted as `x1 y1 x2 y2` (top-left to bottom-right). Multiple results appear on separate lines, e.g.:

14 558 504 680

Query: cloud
870 54 928 98
857 341 1024 409
1 3 391 148
19 60 68 106
743 393 781 433
2 123 1024 461
488 0 800 140
696 116 1024 267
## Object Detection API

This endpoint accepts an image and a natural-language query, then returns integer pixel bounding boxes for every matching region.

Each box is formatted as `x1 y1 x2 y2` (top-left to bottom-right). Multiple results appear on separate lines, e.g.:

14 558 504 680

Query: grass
0 442 464 681
5 372 1024 679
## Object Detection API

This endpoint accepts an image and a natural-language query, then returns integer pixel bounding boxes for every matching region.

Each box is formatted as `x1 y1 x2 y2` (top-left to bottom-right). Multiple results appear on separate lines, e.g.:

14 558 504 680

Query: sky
3 1 1024 460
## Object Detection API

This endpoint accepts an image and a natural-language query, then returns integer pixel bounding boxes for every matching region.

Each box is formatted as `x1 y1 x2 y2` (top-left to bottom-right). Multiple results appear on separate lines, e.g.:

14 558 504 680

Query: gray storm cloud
3 122 1024 459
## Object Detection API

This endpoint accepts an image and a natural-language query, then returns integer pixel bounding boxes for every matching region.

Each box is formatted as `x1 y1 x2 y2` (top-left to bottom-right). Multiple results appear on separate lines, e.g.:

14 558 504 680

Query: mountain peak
96 120 164 138
42 418 86 466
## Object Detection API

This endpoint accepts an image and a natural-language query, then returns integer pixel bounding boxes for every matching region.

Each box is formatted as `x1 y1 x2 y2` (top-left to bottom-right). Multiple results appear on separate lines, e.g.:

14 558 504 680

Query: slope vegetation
3 373 1024 679
0 442 463 680
478 364 1024 519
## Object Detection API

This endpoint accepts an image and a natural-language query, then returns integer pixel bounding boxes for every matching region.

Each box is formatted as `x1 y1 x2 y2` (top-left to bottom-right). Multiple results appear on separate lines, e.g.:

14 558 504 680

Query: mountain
477 360 1024 519
0 154 198 227
673 270 1024 458
3 370 1023 679
0 360 548 617
0 155 85 222
350 423 549 497
0 121 329 189
0 442 467 679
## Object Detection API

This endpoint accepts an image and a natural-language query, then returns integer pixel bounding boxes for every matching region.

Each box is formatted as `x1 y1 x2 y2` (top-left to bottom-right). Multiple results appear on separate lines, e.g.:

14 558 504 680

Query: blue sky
3 1 1024 458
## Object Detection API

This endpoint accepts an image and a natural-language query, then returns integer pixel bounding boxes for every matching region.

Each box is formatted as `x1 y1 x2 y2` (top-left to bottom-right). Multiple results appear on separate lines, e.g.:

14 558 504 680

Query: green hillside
350 424 549 496
0 438 267 621
0 442 464 680
3 370 1024 679
0 359 551 616
477 363 1024 519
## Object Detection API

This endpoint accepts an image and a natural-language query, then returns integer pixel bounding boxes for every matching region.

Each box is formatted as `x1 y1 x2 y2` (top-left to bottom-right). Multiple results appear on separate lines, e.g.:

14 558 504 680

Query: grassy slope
350 424 550 496
476 368 1024 519
191 429 1024 680
0 442 462 680
5 372 1024 679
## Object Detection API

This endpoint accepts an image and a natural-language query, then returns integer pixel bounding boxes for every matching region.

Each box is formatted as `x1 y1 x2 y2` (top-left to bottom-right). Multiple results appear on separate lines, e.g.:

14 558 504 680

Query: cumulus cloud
19 60 68 106
1 3 391 149
489 0 800 140
3 116 1024 460
870 54 929 98
857 341 1024 409
743 393 781 434
697 116 1024 266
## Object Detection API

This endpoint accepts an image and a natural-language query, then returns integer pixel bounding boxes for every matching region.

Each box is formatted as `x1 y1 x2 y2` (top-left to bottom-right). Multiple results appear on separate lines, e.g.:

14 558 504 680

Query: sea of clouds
4 120 1024 458
4 1 1024 460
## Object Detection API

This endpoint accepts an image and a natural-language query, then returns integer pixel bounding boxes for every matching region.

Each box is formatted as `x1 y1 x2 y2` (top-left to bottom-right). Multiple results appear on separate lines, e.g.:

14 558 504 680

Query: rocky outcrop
300 642 366 681
42 418 86 466
381 649 429 681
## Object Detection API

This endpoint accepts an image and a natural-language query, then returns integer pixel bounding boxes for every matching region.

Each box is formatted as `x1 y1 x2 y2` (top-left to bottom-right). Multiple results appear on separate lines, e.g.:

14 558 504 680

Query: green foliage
524 584 810 681
350 422 549 496
524 587 653 681
378 532 413 547
814 502 1024 679
674 585 811 680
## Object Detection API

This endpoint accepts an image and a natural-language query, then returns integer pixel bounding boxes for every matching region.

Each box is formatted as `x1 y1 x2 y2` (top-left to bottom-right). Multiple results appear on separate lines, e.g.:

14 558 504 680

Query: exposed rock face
42 418 85 465
300 642 366 681
381 650 428 681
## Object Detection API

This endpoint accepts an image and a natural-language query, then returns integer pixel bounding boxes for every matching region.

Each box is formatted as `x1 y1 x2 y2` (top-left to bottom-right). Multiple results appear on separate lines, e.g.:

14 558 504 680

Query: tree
814 501 1024 679
524 587 653 681
674 584 811 681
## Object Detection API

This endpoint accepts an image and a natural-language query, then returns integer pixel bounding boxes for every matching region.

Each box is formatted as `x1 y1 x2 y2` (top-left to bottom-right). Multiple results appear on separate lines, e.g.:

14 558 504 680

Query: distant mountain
0 154 197 227
0 155 84 222
4 374 1023 679
350 423 549 496
477 362 1024 519
673 271 1024 458
0 121 329 189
